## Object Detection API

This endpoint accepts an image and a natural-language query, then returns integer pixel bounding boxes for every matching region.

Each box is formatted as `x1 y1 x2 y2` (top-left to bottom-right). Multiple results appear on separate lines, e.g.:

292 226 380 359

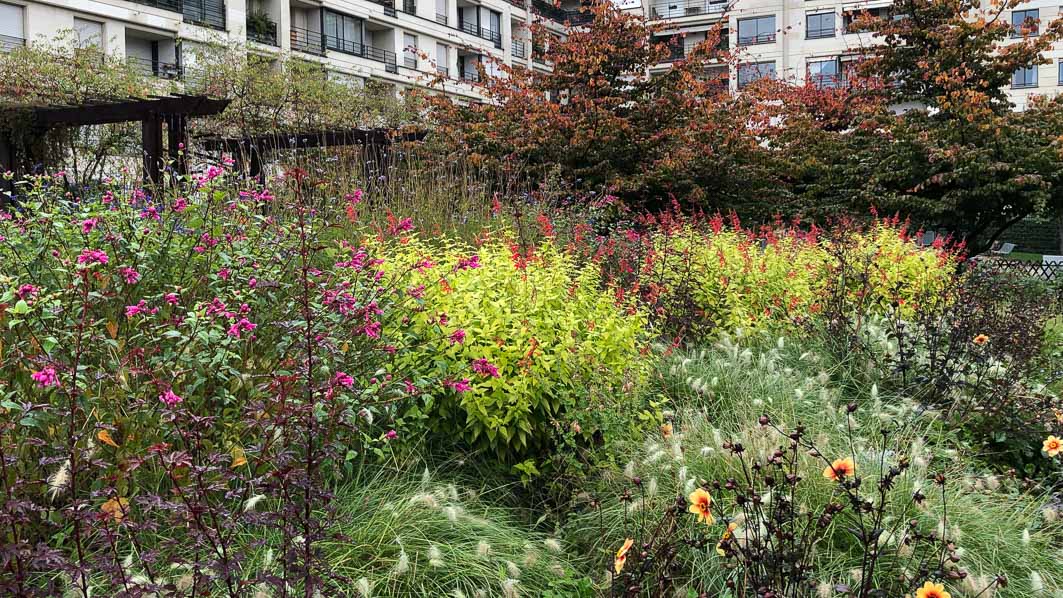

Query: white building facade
641 0 1063 109
0 0 585 100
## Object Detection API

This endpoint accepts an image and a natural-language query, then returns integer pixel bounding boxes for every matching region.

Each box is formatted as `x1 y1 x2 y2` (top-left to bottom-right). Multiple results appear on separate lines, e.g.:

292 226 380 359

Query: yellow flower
822 457 856 481
101 497 130 523
1043 436 1062 457
687 488 714 525
915 581 951 598
96 429 119 449
613 538 634 574
972 334 989 346
716 521 738 556
660 422 673 439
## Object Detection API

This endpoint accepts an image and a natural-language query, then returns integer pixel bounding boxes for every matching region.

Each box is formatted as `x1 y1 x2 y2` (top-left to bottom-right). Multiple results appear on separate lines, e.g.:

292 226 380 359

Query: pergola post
166 113 188 179
142 114 163 186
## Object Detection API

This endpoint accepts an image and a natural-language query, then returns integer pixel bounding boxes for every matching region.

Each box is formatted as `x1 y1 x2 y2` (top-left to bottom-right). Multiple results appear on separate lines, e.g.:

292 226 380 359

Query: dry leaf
97 429 119 448
106 321 118 339
101 496 130 523
231 446 248 468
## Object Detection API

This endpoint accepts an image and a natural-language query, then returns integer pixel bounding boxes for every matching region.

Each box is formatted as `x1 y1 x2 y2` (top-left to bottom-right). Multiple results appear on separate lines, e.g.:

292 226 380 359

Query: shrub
381 235 652 462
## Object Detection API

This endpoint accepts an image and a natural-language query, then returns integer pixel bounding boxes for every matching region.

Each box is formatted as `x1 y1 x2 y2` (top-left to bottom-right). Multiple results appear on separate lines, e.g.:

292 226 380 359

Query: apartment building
0 0 586 101
642 0 1063 108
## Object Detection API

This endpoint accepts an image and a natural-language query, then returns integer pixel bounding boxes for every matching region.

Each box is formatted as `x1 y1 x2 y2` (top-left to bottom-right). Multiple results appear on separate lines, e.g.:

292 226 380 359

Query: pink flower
159 389 182 407
403 379 418 394
363 321 382 339
31 367 59 388
449 329 466 345
164 292 180 305
407 285 425 299
119 267 140 284
139 205 161 221
333 372 354 387
217 268 231 280
471 358 500 378
248 278 257 289
227 318 257 338
77 249 109 265
385 429 397 440
193 246 206 253
445 378 472 393
15 284 38 300
125 300 149 318
345 189 364 205
173 197 188 212
81 218 98 234
456 255 481 270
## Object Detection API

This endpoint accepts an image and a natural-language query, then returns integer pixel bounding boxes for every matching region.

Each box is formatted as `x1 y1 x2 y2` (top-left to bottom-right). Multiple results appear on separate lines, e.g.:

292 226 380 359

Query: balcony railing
436 65 449 77
530 0 592 24
183 0 226 29
129 0 182 12
325 35 399 73
461 70 480 82
403 0 416 13
247 19 278 46
128 55 182 79
650 0 728 20
404 54 417 68
459 20 503 48
737 32 776 45
0 34 25 52
505 0 525 9
512 39 526 59
436 12 449 25
291 26 326 55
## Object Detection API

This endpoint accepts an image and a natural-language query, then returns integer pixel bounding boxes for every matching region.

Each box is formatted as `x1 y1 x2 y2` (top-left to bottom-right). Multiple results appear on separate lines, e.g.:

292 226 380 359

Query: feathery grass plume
1030 570 1044 594
543 538 562 553
506 560 521 579
476 540 491 558
624 461 636 478
410 493 439 509
501 578 520 598
1023 528 1032 545
356 577 371 597
244 494 266 512
428 544 444 567
46 459 70 501
392 548 410 575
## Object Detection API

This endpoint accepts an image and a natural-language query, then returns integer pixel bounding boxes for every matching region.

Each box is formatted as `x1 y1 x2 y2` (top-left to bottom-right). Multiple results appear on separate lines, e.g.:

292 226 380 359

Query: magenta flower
385 429 398 440
173 197 188 212
31 367 59 388
125 300 150 318
402 379 418 394
15 284 38 300
456 255 481 270
164 292 180 305
471 358 500 378
217 268 231 280
449 329 466 345
333 372 355 388
77 248 109 265
248 277 257 288
227 318 257 338
445 378 472 393
159 389 182 407
363 321 382 339
81 218 98 234
119 267 141 284
139 205 161 221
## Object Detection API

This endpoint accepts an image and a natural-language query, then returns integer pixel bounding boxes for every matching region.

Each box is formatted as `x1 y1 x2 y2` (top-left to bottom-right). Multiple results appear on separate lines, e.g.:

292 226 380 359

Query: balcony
404 54 417 68
129 0 182 11
291 26 326 55
459 21 503 48
325 35 398 73
531 0 591 25
461 70 480 82
436 65 449 77
650 0 728 20
366 0 398 18
183 0 226 29
737 32 776 45
128 56 182 79
247 15 278 46
512 40 526 59
0 34 25 52
436 12 449 25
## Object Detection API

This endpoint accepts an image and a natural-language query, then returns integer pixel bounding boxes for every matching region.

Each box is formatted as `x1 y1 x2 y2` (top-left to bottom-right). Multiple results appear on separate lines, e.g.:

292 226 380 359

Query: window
436 42 449 76
807 12 835 39
74 18 104 49
737 15 776 45
843 6 890 33
808 58 843 88
1059 61 1063 85
1012 65 1038 88
0 2 24 48
403 33 417 68
324 11 363 54
436 0 448 24
1011 9 1039 37
737 61 775 88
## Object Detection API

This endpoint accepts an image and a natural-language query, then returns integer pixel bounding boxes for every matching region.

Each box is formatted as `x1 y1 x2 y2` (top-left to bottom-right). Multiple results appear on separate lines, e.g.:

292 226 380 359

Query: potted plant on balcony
247 9 277 44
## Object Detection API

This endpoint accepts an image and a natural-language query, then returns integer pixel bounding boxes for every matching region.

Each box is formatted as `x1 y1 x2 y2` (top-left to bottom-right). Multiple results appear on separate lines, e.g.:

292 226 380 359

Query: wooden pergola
0 94 231 187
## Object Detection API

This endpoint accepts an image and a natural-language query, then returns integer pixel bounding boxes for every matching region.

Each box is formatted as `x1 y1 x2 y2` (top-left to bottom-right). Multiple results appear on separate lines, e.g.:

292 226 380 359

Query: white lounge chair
990 242 1016 257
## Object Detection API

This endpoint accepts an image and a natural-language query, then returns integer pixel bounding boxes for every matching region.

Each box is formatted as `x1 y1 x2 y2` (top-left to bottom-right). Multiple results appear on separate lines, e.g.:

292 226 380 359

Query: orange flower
231 446 248 468
915 581 951 598
716 521 738 556
101 497 130 523
660 422 673 439
96 429 119 449
972 334 989 346
687 488 714 525
822 457 856 481
613 538 634 574
1043 435 1062 457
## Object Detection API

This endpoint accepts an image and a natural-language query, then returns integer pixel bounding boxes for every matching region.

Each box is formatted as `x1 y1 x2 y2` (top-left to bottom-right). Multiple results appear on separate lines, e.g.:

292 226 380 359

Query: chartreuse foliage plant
378 235 652 461
563 337 1063 597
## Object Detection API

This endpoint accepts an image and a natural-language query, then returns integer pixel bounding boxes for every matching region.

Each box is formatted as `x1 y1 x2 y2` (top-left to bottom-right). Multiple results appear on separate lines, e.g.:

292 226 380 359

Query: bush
382 235 652 462
563 337 1063 596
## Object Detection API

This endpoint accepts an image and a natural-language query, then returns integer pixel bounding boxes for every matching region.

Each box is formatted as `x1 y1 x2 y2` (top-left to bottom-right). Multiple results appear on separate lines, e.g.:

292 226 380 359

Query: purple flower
227 318 257 339
31 367 59 388
81 218 98 234
119 267 141 285
77 248 109 265
449 329 466 345
333 372 355 388
15 284 37 300
385 429 398 440
456 255 481 270
471 358 500 378
445 378 472 393
159 389 182 407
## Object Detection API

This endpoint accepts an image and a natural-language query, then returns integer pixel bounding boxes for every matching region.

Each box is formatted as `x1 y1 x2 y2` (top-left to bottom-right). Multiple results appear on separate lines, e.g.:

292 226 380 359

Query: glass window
807 12 835 39
843 7 890 33
808 58 842 88
1012 9 1039 37
324 11 362 53
737 61 775 88
1059 61 1062 84
436 43 449 75
0 2 24 41
74 18 104 49
1012 65 1038 88
737 15 776 45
